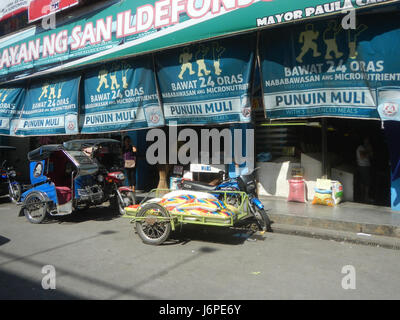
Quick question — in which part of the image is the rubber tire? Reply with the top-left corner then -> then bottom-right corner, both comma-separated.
116,190 -> 136,215
135,203 -> 171,245
23,191 -> 48,224
253,207 -> 272,232
8,182 -> 21,203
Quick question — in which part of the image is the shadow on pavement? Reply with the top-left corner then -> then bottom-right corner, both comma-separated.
30,205 -> 121,225
0,241 -> 217,300
0,268 -> 81,300
0,235 -> 10,246
165,222 -> 266,246
0,196 -> 11,205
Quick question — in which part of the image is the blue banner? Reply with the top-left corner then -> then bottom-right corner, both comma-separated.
156,35 -> 256,125
81,57 -> 164,133
13,76 -> 80,136
0,87 -> 25,135
260,14 -> 400,120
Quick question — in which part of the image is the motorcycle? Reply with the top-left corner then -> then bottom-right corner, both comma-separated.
0,146 -> 26,203
63,139 -> 136,215
0,159 -> 22,203
178,168 -> 272,232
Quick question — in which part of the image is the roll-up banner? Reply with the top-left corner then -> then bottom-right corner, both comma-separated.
156,35 -> 255,125
0,87 -> 25,135
12,76 -> 80,136
260,13 -> 400,120
81,56 -> 164,133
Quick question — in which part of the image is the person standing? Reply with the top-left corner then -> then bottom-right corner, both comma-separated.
122,136 -> 137,191
356,137 -> 373,203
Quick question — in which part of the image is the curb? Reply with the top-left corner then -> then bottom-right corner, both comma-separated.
271,223 -> 400,250
268,211 -> 400,239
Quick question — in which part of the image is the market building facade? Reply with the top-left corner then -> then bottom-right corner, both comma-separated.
0,0 -> 400,210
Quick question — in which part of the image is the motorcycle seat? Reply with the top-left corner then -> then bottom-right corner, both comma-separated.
180,180 -> 216,192
56,186 -> 72,205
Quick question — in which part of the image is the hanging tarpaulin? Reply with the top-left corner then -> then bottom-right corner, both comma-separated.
12,76 -> 80,136
81,57 -> 164,133
156,35 -> 255,125
260,12 -> 400,120
0,87 -> 25,135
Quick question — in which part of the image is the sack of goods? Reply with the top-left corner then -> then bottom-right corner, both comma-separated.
331,181 -> 343,205
312,179 -> 343,207
288,178 -> 306,203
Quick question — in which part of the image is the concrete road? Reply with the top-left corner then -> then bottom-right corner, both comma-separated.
0,198 -> 399,300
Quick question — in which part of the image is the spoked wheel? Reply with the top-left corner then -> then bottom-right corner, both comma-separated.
115,190 -> 136,215
23,192 -> 48,224
252,206 -> 272,232
225,194 -> 241,208
8,182 -> 21,203
135,203 -> 171,245
218,188 -> 241,208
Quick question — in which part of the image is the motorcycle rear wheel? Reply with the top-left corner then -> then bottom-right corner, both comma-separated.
253,207 -> 272,232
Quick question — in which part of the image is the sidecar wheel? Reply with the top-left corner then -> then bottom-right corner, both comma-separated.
23,192 -> 48,224
135,203 -> 170,245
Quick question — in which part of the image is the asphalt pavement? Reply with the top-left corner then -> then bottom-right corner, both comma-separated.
0,198 -> 399,300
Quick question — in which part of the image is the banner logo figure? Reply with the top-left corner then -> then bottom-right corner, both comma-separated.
296,24 -> 321,63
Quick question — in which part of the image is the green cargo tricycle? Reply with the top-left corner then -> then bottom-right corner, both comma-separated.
123,189 -> 268,245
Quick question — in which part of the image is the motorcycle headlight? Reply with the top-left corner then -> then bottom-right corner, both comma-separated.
116,173 -> 125,181
97,175 -> 104,182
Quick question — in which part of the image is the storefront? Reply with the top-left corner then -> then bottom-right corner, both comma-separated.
256,5 -> 400,209
0,0 -> 399,209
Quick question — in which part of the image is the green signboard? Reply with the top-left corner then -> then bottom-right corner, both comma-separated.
0,0 -> 398,82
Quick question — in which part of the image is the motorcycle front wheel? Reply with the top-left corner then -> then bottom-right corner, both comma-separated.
8,182 -> 21,203
115,190 -> 136,215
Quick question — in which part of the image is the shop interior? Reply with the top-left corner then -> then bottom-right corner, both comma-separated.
255,116 -> 391,207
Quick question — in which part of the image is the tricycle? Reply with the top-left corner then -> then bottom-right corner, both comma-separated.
124,188 -> 270,245
19,144 -> 103,223
63,138 -> 136,214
